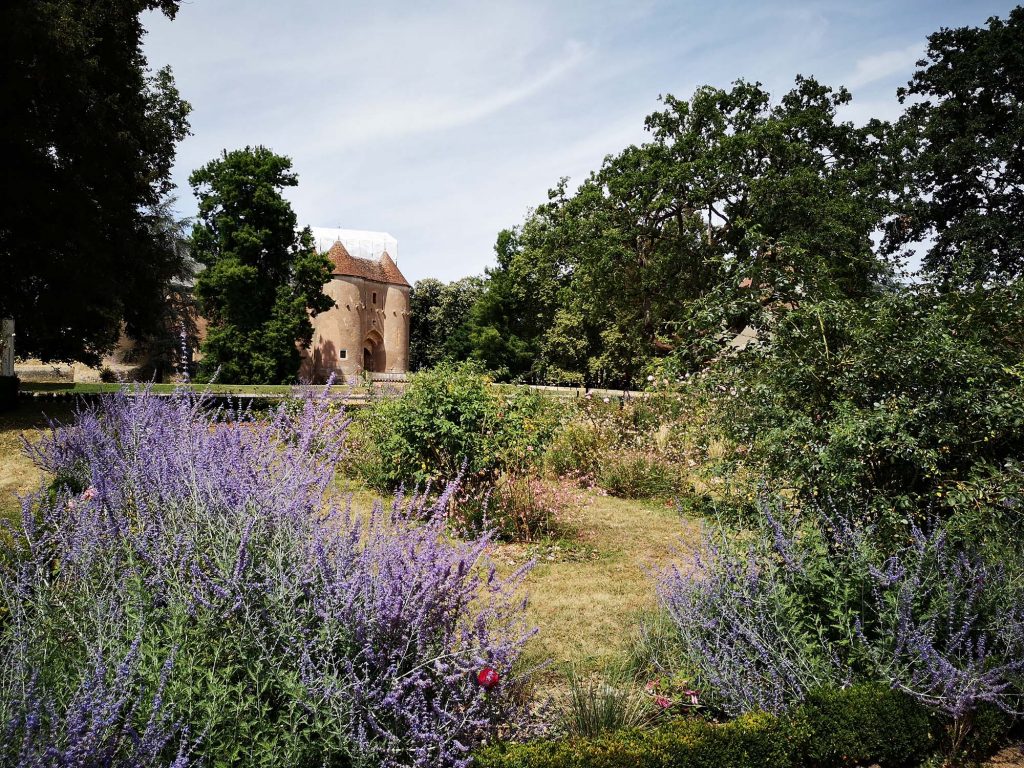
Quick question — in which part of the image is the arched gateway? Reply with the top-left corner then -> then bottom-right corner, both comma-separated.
362,329 -> 385,373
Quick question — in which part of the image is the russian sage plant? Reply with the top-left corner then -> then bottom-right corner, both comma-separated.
860,526 -> 1024,752
657,504 -> 847,715
658,500 -> 1024,730
1,386 -> 534,768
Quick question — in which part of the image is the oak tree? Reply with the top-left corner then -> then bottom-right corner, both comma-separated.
891,6 -> 1024,286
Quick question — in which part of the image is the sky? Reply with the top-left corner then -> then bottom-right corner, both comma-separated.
143,0 -> 1017,284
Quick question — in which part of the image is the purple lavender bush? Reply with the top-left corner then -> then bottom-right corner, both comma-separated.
657,504 -> 848,716
658,500 -> 1024,742
1,628 -> 196,768
859,525 -> 1024,753
1,387 -> 534,768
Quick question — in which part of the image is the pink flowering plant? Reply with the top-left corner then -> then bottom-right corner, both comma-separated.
642,677 -> 701,713
1,386 -> 535,768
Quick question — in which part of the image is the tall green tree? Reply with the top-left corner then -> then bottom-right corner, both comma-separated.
470,77 -> 895,386
190,147 -> 333,384
466,218 -> 572,383
0,0 -> 191,363
409,276 -> 485,370
890,6 -> 1024,287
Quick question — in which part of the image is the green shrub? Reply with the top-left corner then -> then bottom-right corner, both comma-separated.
357,361 -> 496,490
477,714 -> 793,768
599,450 -> 681,499
715,287 -> 1024,540
543,421 -> 607,481
796,683 -> 938,767
354,364 -> 563,537
493,388 -> 563,475
475,683 -> 936,768
356,362 -> 559,492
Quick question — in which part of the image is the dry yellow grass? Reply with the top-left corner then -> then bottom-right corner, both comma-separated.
493,493 -> 701,672
0,401 -> 76,521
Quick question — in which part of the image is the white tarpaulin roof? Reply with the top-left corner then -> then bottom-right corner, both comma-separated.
309,227 -> 398,262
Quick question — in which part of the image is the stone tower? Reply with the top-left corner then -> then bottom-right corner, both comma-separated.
300,240 -> 411,382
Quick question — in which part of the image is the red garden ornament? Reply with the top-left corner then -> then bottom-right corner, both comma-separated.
476,667 -> 500,690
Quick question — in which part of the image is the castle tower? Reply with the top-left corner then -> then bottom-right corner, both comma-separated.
300,239 -> 411,382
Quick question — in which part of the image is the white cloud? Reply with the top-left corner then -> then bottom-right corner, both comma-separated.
844,43 -> 923,90
300,39 -> 589,155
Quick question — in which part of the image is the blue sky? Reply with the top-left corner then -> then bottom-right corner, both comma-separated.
143,0 -> 1016,283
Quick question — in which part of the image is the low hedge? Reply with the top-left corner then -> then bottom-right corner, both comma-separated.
0,376 -> 17,411
475,683 -> 938,768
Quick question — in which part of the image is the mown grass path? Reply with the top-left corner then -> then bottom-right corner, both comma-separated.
493,492 -> 702,671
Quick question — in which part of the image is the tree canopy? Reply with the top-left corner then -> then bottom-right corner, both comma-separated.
409,276 -> 485,371
190,147 -> 333,384
890,7 -> 1024,286
463,76 -> 896,386
0,0 -> 191,364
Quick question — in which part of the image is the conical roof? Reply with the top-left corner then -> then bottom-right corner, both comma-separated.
325,241 -> 410,287
378,251 -> 409,287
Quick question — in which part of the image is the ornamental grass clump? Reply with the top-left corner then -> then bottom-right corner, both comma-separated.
1,386 -> 534,768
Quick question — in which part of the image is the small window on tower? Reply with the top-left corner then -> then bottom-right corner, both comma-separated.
372,291 -> 377,305
339,349 -> 347,359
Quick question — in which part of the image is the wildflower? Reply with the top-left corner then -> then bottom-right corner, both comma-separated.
81,486 -> 98,501
477,667 -> 500,691
647,375 -> 655,382
602,397 -> 610,403
654,695 -> 672,708
683,689 -> 699,705
644,679 -> 659,693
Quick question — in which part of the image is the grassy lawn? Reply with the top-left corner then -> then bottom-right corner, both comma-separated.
1,398 -> 700,678
0,400 -> 76,523
495,493 -> 699,672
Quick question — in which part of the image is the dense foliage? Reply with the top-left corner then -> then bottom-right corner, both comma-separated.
0,0 -> 191,364
409,277 -> 485,371
423,7 -> 1024,391
1,387 -> 533,767
890,7 -> 1024,286
715,285 -> 1024,535
190,146 -> 334,383
657,500 -> 1024,753
477,683 -> 936,768
353,362 -> 558,493
444,74 -> 897,387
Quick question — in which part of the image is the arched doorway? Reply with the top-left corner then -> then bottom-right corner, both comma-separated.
362,330 -> 385,373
